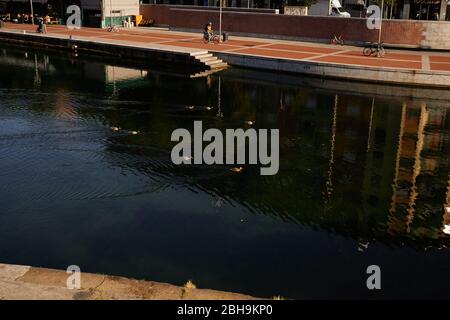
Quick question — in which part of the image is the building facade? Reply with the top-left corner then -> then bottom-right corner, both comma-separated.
142,0 -> 449,20
0,0 -> 140,26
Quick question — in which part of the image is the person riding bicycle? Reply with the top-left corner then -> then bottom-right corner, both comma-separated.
204,22 -> 213,41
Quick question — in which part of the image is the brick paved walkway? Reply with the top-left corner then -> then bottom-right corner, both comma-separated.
3,23 -> 450,73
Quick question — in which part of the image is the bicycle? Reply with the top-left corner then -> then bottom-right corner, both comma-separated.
331,35 -> 344,46
107,24 -> 119,33
203,32 -> 220,44
363,42 -> 386,58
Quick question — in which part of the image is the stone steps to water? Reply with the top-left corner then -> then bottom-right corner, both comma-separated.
191,51 -> 228,71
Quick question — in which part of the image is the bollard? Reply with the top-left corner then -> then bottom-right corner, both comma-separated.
222,32 -> 229,42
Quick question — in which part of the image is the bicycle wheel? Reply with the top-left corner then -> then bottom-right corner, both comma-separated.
363,47 -> 372,56
213,35 -> 220,44
378,47 -> 386,58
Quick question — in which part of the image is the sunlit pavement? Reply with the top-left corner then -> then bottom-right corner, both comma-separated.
2,22 -> 450,73
0,263 -> 257,300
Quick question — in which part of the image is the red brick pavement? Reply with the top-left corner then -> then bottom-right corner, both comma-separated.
3,23 -> 450,73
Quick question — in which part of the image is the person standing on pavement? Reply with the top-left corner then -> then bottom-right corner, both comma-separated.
37,18 -> 44,33
43,16 -> 48,34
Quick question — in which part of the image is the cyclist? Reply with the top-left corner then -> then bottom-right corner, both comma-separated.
204,22 -> 213,41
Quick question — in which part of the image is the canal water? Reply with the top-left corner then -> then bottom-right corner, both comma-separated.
0,46 -> 449,299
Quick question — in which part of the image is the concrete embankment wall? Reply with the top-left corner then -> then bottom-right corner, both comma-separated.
215,52 -> 450,88
221,68 -> 450,105
140,4 -> 450,50
0,30 -> 205,72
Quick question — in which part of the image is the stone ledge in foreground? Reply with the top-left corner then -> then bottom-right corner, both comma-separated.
0,263 -> 259,300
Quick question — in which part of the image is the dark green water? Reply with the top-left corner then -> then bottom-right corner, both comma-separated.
0,46 -> 449,299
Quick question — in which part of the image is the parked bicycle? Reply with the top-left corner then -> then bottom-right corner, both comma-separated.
203,32 -> 220,44
363,42 -> 386,58
107,24 -> 119,33
331,35 -> 344,46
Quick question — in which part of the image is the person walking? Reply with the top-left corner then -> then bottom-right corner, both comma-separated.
43,16 -> 48,34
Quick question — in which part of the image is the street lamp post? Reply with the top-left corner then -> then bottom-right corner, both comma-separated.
29,0 -> 34,25
219,0 -> 223,42
110,0 -> 113,27
378,0 -> 384,45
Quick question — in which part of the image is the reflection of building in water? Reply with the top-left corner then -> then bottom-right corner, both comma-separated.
0,50 -> 55,73
53,89 -> 79,120
444,176 -> 450,234
82,62 -> 148,96
388,103 -> 428,233
387,101 -> 450,237
320,93 -> 449,240
105,66 -> 148,83
84,63 -> 147,84
325,94 -> 399,201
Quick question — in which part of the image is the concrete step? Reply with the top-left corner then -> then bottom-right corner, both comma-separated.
195,53 -> 213,59
191,50 -> 228,71
190,51 -> 209,57
209,62 -> 228,70
199,56 -> 218,62
205,59 -> 224,66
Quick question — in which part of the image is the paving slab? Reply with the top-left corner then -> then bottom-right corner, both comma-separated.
0,264 -> 31,281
